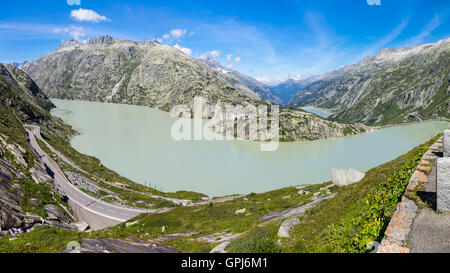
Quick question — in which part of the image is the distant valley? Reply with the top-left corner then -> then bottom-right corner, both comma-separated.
289,38 -> 450,126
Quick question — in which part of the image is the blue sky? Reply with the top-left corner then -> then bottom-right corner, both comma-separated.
0,0 -> 448,83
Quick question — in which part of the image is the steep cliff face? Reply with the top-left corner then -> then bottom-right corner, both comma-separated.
289,38 -> 450,125
0,63 -> 54,120
0,63 -> 73,232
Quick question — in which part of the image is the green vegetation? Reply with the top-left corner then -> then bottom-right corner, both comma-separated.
15,177 -> 65,218
92,185 -> 326,252
229,135 -> 440,253
0,226 -> 82,253
324,140 -> 430,252
227,221 -> 281,253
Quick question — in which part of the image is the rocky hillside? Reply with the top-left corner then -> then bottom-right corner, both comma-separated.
0,63 -> 75,232
22,36 -> 262,112
278,108 -> 370,141
0,62 -> 198,234
289,38 -> 450,125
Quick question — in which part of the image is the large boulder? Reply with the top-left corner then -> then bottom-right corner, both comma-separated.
331,169 -> 366,187
278,217 -> 300,238
73,222 -> 90,232
44,204 -> 71,223
235,208 -> 246,215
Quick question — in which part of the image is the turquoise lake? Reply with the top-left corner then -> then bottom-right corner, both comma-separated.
51,99 -> 450,197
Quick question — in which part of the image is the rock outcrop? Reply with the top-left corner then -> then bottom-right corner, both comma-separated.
0,63 -> 74,233
278,217 -> 300,238
0,165 -> 23,230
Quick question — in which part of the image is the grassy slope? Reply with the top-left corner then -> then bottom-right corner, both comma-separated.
227,135 -> 440,253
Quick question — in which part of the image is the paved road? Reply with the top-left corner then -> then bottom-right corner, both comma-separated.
376,118 -> 450,129
26,125 -> 191,207
24,125 -> 153,229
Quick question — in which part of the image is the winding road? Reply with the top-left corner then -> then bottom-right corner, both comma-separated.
24,125 -> 154,229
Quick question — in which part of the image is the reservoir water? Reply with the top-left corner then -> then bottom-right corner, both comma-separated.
51,99 -> 450,197
301,107 -> 333,118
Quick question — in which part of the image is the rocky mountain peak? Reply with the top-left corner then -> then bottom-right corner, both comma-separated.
55,40 -> 82,52
87,35 -> 114,45
55,35 -> 161,53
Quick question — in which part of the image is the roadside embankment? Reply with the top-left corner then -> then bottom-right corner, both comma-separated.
378,137 -> 443,253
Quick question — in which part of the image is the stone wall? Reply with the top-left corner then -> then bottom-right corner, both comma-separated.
378,137 -> 443,253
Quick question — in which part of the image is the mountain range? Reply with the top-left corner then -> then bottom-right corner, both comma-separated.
21,36 -> 368,141
289,38 -> 450,125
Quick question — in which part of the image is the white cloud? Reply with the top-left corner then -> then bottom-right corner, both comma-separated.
159,29 -> 189,43
156,38 -> 163,43
404,14 -> 441,46
199,50 -> 221,60
70,26 -> 85,41
359,19 -> 409,58
70,8 -> 110,23
170,29 -> 187,39
174,44 -> 192,55
234,57 -> 241,63
53,27 -> 69,34
256,74 -> 313,85
210,50 -> 220,57
53,25 -> 86,41
66,0 -> 81,5
226,54 -> 232,61
194,20 -> 276,65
